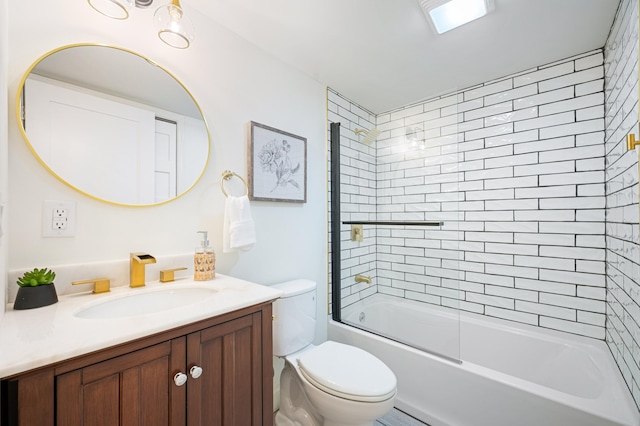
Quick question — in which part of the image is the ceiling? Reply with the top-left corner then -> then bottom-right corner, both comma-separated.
191,0 -> 621,114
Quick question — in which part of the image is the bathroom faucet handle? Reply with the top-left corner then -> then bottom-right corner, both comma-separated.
160,267 -> 188,283
72,278 -> 111,294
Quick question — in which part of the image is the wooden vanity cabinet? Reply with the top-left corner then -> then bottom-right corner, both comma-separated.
56,341 -> 174,425
1,302 -> 274,426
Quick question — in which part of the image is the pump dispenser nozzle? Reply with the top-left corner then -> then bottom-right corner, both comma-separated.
198,230 -> 209,247
194,230 -> 215,281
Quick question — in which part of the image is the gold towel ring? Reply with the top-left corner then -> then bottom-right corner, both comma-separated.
220,170 -> 248,197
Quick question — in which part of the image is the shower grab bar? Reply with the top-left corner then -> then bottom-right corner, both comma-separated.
342,220 -> 443,226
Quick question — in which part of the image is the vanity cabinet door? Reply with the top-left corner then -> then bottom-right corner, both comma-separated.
56,341 -> 173,426
186,312 -> 264,426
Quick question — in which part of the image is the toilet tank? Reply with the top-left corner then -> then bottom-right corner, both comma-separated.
272,279 -> 317,357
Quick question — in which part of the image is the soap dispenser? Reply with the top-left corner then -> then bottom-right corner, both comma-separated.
194,231 -> 215,281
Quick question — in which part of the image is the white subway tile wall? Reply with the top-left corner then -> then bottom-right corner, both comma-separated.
329,45 -> 607,338
328,0 -> 640,409
605,0 -> 640,410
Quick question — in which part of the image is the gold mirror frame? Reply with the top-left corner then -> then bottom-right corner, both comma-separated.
16,43 -> 210,207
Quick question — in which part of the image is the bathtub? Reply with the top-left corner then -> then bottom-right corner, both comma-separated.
327,293 -> 640,426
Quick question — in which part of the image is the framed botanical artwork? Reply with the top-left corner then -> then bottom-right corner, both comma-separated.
248,121 -> 307,203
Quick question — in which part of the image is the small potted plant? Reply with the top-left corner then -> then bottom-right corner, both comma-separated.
14,267 -> 58,310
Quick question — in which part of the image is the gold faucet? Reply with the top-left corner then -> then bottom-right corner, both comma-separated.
130,252 -> 156,288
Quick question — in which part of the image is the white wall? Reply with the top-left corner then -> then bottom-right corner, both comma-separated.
7,1 -> 328,340
1,0 -> 8,319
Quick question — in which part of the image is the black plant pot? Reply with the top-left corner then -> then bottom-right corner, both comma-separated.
13,283 -> 58,310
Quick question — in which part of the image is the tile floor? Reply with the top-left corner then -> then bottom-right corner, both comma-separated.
274,407 -> 428,425
376,408 -> 429,426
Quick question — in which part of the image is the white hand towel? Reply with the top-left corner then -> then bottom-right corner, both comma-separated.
223,195 -> 256,253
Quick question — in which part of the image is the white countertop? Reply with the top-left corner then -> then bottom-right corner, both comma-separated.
0,274 -> 282,378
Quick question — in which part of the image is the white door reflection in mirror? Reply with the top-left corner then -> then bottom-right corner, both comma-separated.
154,118 -> 177,203
26,75 -> 155,204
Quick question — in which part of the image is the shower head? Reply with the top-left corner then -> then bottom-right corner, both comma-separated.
354,128 -> 381,145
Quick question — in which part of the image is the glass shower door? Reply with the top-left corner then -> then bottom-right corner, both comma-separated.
330,106 -> 463,363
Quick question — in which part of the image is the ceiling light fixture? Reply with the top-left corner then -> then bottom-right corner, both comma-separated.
419,0 -> 494,34
87,0 -> 195,49
154,0 -> 195,49
88,0 -> 134,20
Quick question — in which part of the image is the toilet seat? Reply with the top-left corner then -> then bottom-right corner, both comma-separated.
297,341 -> 397,403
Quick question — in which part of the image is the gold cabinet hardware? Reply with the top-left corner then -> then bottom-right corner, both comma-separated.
72,278 -> 111,294
355,274 -> 372,284
160,267 -> 188,283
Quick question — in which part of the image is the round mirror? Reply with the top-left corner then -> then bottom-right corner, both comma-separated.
17,44 -> 210,206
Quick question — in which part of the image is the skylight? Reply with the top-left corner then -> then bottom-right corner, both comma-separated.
420,0 -> 494,34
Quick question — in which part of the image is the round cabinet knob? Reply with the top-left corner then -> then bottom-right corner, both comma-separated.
173,372 -> 188,387
190,365 -> 203,379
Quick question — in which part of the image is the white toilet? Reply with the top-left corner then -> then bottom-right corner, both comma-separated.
272,279 -> 397,426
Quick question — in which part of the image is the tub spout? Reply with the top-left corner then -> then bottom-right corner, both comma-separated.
355,274 -> 372,284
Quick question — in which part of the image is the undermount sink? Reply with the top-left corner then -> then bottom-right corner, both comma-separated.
74,287 -> 217,319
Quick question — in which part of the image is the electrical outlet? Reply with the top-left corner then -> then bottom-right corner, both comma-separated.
53,218 -> 67,230
54,208 -> 67,219
52,207 -> 68,230
43,201 -> 76,237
